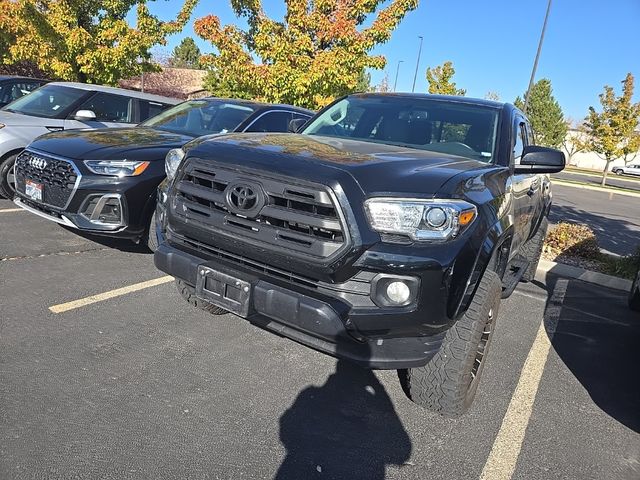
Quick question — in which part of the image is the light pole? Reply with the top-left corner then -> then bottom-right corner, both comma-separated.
393,60 -> 404,92
523,0 -> 552,114
411,36 -> 424,93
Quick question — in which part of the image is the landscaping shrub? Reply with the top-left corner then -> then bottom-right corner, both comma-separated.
544,222 -> 601,259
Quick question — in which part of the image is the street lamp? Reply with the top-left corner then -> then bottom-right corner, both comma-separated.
523,0 -> 553,114
412,36 -> 424,93
393,60 -> 404,92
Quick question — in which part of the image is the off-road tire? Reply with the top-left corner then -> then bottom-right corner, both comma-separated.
398,270 -> 502,417
520,217 -> 548,282
176,279 -> 227,315
629,275 -> 640,312
0,153 -> 18,199
146,210 -> 159,252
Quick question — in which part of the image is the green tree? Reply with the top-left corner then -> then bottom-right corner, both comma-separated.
0,0 -> 198,85
195,0 -> 418,109
170,37 -> 201,69
425,61 -> 465,96
580,73 -> 640,186
514,78 -> 567,148
355,70 -> 372,93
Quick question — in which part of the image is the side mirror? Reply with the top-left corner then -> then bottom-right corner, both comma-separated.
515,145 -> 565,174
74,109 -> 97,121
288,118 -> 307,133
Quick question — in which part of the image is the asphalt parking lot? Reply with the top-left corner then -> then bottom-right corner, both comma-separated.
1,197 -> 639,480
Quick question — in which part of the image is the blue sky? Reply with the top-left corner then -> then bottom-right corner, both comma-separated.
139,0 -> 640,120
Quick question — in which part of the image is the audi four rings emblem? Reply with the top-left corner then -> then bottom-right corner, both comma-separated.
225,181 -> 265,216
28,156 -> 48,170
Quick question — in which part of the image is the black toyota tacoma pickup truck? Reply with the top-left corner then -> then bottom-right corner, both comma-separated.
154,93 -> 565,416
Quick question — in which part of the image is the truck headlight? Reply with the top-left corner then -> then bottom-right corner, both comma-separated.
84,159 -> 150,177
364,198 -> 477,242
165,148 -> 185,181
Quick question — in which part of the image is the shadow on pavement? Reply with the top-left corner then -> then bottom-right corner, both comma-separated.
549,203 -> 639,256
541,272 -> 640,433
61,226 -> 152,254
275,338 -> 412,480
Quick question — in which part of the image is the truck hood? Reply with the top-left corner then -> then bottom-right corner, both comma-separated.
186,133 -> 491,196
28,127 -> 194,160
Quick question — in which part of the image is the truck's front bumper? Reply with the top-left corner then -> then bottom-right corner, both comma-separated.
154,242 -> 446,369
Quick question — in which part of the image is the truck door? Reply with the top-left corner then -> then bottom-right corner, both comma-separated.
510,117 -> 535,257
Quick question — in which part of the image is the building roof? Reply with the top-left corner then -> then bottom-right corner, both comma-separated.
119,67 -> 208,100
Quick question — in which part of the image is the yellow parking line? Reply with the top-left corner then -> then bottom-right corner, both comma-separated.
49,276 -> 173,314
480,279 -> 568,480
0,208 -> 24,213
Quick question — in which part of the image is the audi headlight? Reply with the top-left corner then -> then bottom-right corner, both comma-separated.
0,123 -> 5,129
364,198 -> 477,242
165,148 -> 185,181
84,159 -> 150,177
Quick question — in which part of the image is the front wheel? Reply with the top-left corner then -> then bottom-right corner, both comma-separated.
614,169 -> 623,176
398,270 -> 502,417
145,210 -> 159,252
0,154 -> 18,199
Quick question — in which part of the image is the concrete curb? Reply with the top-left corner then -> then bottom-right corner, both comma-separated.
536,259 -> 632,292
552,179 -> 640,198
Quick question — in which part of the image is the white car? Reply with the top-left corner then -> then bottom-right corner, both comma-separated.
612,164 -> 640,176
0,82 -> 179,198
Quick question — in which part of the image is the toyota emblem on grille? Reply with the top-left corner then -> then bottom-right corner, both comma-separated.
28,156 -> 48,170
225,181 -> 265,217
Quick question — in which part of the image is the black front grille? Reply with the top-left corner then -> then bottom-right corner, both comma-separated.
173,159 -> 347,260
14,150 -> 79,208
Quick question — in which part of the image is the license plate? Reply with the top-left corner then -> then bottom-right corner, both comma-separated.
196,267 -> 251,317
25,179 -> 43,202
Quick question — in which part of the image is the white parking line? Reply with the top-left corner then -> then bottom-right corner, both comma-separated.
0,208 -> 24,213
49,276 -> 173,313
480,279 -> 568,480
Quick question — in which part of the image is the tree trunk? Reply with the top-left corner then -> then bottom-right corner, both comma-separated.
601,158 -> 612,187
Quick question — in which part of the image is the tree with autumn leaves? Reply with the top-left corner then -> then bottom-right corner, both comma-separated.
580,73 -> 640,186
0,0 -> 198,85
194,0 -> 419,109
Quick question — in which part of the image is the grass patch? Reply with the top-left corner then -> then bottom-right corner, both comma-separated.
544,222 -> 640,280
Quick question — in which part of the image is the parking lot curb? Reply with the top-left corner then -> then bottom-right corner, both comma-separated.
537,259 -> 632,292
552,179 -> 640,198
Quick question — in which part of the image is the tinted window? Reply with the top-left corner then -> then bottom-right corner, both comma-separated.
141,100 -> 257,136
245,111 -> 294,133
2,84 -> 87,118
0,81 -> 42,105
302,97 -> 499,162
77,92 -> 133,123
139,100 -> 168,122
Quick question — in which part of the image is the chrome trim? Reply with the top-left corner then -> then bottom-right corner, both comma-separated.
241,109 -> 312,132
85,193 -> 125,228
18,148 -> 82,210
14,197 -> 77,228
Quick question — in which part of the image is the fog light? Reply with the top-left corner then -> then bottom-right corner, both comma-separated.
386,281 -> 411,304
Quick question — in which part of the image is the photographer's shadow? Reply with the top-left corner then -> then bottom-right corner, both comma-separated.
275,338 -> 412,480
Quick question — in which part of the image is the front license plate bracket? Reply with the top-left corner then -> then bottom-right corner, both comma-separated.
196,267 -> 251,317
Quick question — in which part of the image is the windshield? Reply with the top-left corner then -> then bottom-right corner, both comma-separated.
302,96 -> 500,162
141,99 -> 258,136
2,84 -> 87,119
